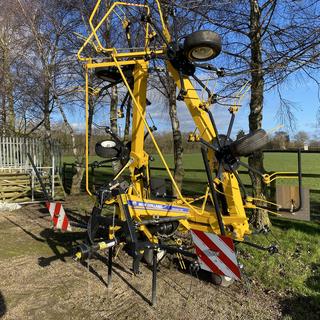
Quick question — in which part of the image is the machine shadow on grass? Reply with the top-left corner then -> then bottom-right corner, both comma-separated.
305,263 -> 320,293
80,252 -> 209,305
93,253 -> 152,304
37,228 -> 87,266
38,208 -> 153,304
280,294 -> 320,320
271,217 -> 320,235
5,203 -> 154,304
4,214 -> 86,267
0,291 -> 6,319
280,264 -> 320,319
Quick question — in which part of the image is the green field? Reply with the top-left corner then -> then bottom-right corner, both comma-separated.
63,152 -> 320,220
63,152 -> 320,189
238,216 -> 320,317
62,153 -> 320,315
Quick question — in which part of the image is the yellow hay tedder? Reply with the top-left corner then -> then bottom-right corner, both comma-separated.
51,0 -> 303,305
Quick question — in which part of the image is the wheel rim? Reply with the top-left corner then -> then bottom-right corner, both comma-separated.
190,46 -> 215,60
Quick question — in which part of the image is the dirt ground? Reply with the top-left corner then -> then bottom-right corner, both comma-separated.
0,196 -> 284,320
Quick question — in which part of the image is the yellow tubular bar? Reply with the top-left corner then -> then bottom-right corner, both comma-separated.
113,158 -> 134,181
85,67 -> 92,196
154,0 -> 171,41
111,53 -> 204,216
167,62 -> 216,142
255,206 -> 281,216
88,0 -> 103,46
79,2 -> 150,61
78,2 -> 118,60
267,172 -> 298,183
247,196 -> 281,208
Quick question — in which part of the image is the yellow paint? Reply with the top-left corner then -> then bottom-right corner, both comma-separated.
79,1 -> 253,245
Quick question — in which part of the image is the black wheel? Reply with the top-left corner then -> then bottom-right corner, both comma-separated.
211,273 -> 234,287
95,140 -> 120,158
183,30 -> 222,62
229,129 -> 268,157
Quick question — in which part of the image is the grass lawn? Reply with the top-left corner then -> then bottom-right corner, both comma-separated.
237,217 -> 320,318
62,153 -> 320,317
63,152 -> 320,216
63,152 -> 320,190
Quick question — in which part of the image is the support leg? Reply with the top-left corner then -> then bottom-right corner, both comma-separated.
132,251 -> 143,275
108,247 -> 113,288
151,249 -> 157,306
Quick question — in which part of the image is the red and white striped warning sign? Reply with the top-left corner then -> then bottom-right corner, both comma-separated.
46,202 -> 72,232
191,230 -> 241,280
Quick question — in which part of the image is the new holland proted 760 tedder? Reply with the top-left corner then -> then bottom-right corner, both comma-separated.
47,0 -> 303,305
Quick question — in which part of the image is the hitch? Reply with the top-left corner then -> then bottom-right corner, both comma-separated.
74,239 -> 118,261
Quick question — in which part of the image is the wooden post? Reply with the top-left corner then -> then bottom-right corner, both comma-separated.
31,169 -> 35,202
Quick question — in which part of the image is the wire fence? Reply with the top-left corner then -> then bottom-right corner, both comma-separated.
0,136 -> 64,203
62,149 -> 320,220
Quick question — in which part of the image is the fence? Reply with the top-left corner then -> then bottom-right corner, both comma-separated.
0,136 -> 64,203
62,149 -> 320,220
0,136 -> 61,171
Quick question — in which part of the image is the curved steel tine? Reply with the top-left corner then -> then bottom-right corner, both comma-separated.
227,164 -> 247,199
217,161 -> 223,180
238,160 -> 265,178
225,113 -> 235,146
206,109 -> 222,149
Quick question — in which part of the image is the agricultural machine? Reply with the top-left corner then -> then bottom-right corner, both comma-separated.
38,0 -> 303,305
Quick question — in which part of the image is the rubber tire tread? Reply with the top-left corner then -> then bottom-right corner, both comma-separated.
230,129 -> 268,157
183,30 -> 222,61
95,140 -> 119,158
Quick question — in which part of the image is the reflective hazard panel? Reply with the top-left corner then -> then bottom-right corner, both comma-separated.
46,202 -> 72,232
191,230 -> 241,280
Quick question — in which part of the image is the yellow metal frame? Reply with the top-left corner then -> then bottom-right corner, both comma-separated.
79,1 -> 251,241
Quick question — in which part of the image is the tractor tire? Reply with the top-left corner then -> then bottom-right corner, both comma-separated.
229,129 -> 268,157
211,273 -> 234,287
95,140 -> 120,158
183,30 -> 222,61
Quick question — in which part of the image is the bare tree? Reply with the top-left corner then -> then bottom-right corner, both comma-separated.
177,0 -> 320,228
272,131 -> 290,150
294,131 -> 309,148
0,2 -> 23,134
14,0 -> 79,162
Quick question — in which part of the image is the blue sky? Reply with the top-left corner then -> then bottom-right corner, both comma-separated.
67,74 -> 320,140
141,77 -> 320,138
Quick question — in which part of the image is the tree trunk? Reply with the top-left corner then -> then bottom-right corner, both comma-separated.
7,76 -> 15,133
70,165 -> 85,195
1,86 -> 5,134
168,77 -> 184,197
110,85 -> 118,135
43,78 -> 52,166
110,85 -> 121,174
248,0 -> 270,229
56,96 -> 85,195
87,93 -> 95,155
161,7 -> 184,196
1,44 -> 8,134
124,99 -> 131,144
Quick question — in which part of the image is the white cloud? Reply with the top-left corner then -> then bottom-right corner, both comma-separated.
70,122 -> 86,132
